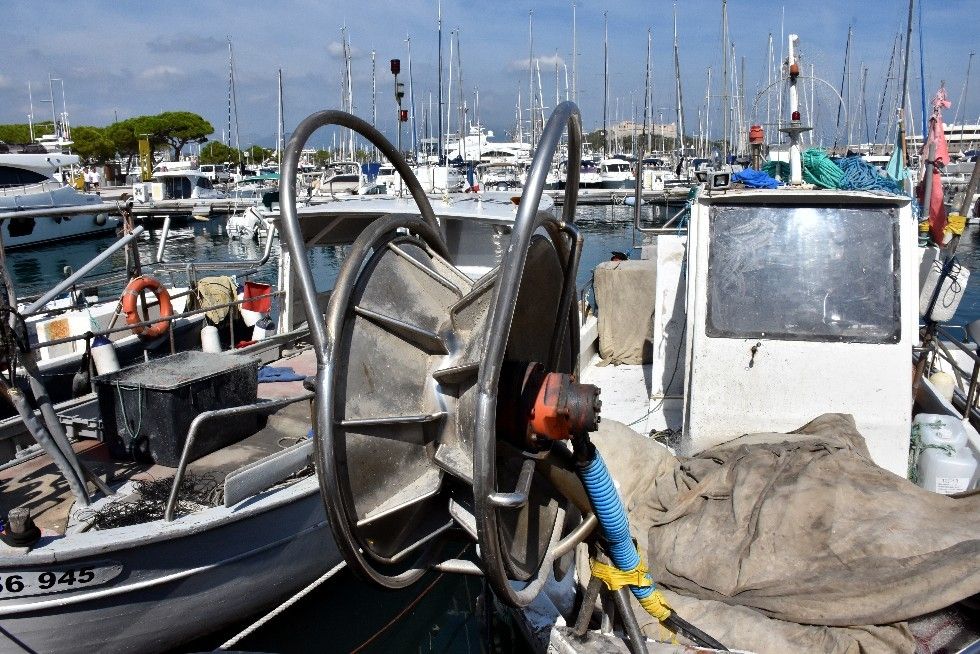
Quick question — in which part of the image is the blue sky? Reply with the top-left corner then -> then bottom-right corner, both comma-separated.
1,1 -> 976,150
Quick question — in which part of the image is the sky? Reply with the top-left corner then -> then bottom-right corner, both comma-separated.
1,0 -> 977,151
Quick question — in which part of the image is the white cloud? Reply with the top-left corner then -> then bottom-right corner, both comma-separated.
139,65 -> 182,80
509,54 -> 566,72
326,41 -> 361,60
0,74 -> 11,89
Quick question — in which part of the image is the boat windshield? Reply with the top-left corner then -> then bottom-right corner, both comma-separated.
707,204 -> 900,343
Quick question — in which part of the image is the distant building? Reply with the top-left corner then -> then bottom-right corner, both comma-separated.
907,123 -> 980,151
607,120 -> 677,142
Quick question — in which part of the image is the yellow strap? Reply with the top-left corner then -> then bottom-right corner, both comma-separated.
590,557 -> 674,623
947,213 -> 967,236
639,590 -> 673,622
590,558 -> 653,591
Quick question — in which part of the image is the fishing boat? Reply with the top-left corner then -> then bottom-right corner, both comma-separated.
290,35 -> 979,654
132,169 -> 224,203
0,119 -> 537,653
0,148 -> 118,249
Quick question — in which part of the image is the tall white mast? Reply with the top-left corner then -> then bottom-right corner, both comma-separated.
602,11 -> 609,157
571,3 -> 577,105
276,68 -> 284,174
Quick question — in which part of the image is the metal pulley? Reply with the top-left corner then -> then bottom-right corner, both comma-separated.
277,104 -> 598,608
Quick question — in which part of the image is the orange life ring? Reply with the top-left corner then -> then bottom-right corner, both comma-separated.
121,276 -> 173,339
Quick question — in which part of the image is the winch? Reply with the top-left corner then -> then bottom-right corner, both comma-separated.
277,106 -> 726,653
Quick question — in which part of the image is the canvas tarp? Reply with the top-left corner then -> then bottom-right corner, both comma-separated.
585,416 -> 980,653
594,260 -> 657,365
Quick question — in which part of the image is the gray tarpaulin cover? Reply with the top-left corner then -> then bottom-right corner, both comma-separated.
587,416 -> 980,653
594,260 -> 657,365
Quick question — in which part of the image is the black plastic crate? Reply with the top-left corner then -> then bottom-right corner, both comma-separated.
95,351 -> 260,467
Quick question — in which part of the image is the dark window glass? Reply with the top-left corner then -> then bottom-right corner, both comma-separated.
707,204 -> 900,343
0,165 -> 48,187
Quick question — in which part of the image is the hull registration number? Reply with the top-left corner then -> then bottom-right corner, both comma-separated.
0,562 -> 123,598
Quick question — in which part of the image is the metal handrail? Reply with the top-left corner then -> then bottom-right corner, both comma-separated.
164,391 -> 314,521
153,218 -> 277,272
24,226 -> 146,315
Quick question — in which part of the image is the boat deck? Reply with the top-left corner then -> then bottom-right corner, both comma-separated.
0,346 -> 317,536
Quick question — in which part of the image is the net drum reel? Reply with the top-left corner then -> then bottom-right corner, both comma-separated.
278,103 -> 600,605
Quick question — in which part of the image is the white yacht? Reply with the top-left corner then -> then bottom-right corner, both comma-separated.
598,156 -> 635,189
0,147 -> 118,249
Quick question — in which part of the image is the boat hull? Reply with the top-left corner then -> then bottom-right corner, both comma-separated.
0,484 -> 338,654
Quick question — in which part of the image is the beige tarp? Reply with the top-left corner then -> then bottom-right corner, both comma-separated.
586,416 -> 980,653
593,260 -> 656,365
196,276 -> 238,324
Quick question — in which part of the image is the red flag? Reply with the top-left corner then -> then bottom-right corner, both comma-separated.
918,85 -> 951,244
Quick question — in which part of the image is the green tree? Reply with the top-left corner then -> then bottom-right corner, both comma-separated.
243,145 -> 271,166
152,111 -> 213,158
70,126 -> 115,163
0,123 -> 54,144
312,149 -> 332,167
199,141 -> 240,165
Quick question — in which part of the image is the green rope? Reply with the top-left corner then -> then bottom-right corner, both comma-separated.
801,149 -> 844,188
762,148 -> 846,189
908,420 -> 957,483
115,382 -> 144,445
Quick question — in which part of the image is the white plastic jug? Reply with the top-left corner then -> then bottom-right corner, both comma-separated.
251,315 -> 275,341
914,413 -> 978,494
91,335 -> 120,375
200,325 -> 222,353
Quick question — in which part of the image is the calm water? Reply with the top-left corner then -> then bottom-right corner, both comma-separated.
10,204 -> 980,328
10,205 -> 980,653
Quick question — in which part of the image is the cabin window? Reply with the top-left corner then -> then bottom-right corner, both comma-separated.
0,165 -> 48,187
707,204 -> 900,343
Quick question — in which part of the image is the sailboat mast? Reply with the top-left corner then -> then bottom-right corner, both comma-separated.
835,25 -> 851,150
721,0 -> 729,162
766,33 -> 773,129
643,28 -> 651,155
276,69 -> 283,174
446,30 -> 454,158
898,0 -> 914,161
456,30 -> 465,161
437,0 -> 444,161
873,34 -> 899,147
704,67 -> 712,157
572,3 -> 577,105
407,37 -> 419,160
673,5 -> 685,156
27,82 -> 34,142
602,11 -> 609,157
954,51 -> 974,150
529,10 -> 535,148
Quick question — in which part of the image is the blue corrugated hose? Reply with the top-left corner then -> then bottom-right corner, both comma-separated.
579,451 -> 655,603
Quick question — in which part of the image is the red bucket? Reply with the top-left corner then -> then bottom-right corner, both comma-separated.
242,281 -> 272,314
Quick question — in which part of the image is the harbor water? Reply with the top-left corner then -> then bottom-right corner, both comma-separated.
10,204 -> 980,330
8,204 -> 980,653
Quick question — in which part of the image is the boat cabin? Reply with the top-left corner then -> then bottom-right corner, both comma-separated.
647,188 -> 916,476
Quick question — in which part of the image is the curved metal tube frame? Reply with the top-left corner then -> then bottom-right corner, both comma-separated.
317,215 -> 449,588
278,110 -> 449,588
278,110 -> 441,361
474,101 -> 585,607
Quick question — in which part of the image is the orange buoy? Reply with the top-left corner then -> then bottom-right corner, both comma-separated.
121,276 -> 173,339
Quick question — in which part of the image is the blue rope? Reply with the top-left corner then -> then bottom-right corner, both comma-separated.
834,155 -> 905,194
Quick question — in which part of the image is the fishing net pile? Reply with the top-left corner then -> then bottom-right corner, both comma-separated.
79,472 -> 224,529
760,148 -> 906,193
584,416 -> 980,653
